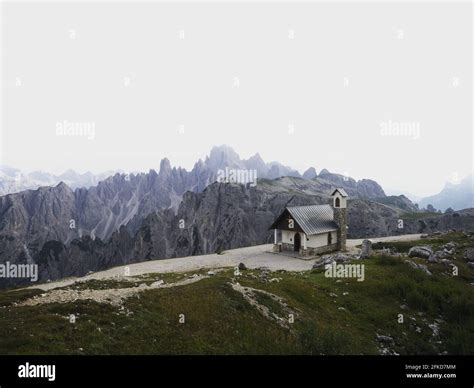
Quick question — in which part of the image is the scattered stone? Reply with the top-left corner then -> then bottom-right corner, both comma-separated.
230,282 -> 295,329
18,275 -> 207,307
408,246 -> 432,259
417,264 -> 432,276
238,262 -> 247,271
312,261 -> 325,269
405,260 -> 418,270
441,259 -> 453,267
427,256 -> 439,264
428,322 -> 440,337
464,248 -> 474,262
404,260 -> 432,276
376,334 -> 394,344
324,257 -> 335,265
440,242 -> 457,254
269,278 -> 281,283
321,252 -> 357,264
429,250 -> 449,263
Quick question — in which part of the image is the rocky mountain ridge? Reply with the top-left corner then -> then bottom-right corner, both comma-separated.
1,178 -> 472,287
0,146 -> 386,249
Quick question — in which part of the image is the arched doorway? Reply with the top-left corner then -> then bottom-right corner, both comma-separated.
294,233 -> 301,252
335,197 -> 340,207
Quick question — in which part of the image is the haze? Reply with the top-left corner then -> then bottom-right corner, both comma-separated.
1,2 -> 472,197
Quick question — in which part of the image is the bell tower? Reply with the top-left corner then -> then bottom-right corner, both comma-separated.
331,188 -> 348,251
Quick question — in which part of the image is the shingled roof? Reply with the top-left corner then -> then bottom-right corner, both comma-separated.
331,188 -> 348,197
270,204 -> 338,235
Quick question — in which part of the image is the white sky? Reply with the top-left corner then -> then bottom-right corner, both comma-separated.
1,2 -> 472,197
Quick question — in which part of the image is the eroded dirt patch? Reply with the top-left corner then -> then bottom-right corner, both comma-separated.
230,282 -> 297,329
18,275 -> 208,307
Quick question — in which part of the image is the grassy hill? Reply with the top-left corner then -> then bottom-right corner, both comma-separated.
0,232 -> 473,355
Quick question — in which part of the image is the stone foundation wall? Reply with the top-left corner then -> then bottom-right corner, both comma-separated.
282,243 -> 294,252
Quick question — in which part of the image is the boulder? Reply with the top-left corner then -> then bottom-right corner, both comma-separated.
324,257 -> 335,265
440,242 -> 457,254
376,334 -> 394,344
464,248 -> 474,262
427,256 -> 439,264
417,264 -> 432,276
360,239 -> 373,258
441,259 -> 453,267
404,260 -> 432,276
441,241 -> 457,249
408,246 -> 432,259
238,262 -> 247,271
321,252 -> 354,264
312,261 -> 325,269
428,250 -> 448,263
405,260 -> 419,270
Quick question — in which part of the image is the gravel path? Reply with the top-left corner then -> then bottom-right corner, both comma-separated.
29,234 -> 422,292
20,275 -> 208,307
346,234 -> 423,252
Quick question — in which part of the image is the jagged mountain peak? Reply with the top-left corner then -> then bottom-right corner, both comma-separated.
56,181 -> 70,189
302,167 -> 318,180
159,158 -> 172,175
206,145 -> 242,170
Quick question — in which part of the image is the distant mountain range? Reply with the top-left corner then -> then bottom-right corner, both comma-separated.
0,145 -> 387,245
0,145 -> 385,197
3,146 -> 472,213
0,166 -> 118,196
0,145 -> 472,287
418,174 -> 474,212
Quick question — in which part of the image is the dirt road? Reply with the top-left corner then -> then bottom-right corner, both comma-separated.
29,234 -> 422,291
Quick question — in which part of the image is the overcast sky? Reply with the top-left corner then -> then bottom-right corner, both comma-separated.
1,2 -> 472,197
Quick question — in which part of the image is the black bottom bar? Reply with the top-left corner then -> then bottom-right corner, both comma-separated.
0,355 -> 472,387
